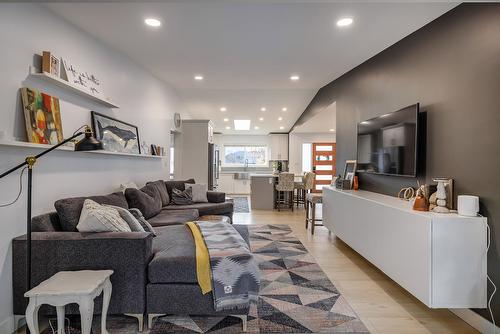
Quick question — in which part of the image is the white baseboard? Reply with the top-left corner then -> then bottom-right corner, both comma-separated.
0,316 -> 14,334
451,308 -> 500,334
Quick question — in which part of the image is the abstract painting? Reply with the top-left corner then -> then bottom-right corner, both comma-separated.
21,87 -> 64,145
91,111 -> 140,154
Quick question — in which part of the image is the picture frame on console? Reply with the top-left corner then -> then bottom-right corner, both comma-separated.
342,160 -> 357,190
91,111 -> 141,154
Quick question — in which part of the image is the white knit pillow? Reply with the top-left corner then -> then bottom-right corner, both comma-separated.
77,199 -> 132,232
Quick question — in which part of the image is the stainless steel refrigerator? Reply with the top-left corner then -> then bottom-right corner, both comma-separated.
208,144 -> 220,190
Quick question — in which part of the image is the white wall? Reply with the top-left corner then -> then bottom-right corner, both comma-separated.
0,4 -> 189,332
288,132 -> 336,174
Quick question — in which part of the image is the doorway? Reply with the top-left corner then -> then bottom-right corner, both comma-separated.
312,143 -> 336,192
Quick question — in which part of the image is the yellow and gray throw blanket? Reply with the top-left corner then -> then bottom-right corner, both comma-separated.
186,221 -> 260,311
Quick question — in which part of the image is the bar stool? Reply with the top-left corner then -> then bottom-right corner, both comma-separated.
305,193 -> 323,234
275,172 -> 294,211
294,172 -> 315,208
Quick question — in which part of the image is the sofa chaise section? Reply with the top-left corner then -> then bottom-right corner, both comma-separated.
12,212 -> 153,317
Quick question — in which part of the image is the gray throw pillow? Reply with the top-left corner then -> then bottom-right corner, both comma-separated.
185,183 -> 208,203
172,187 -> 194,205
129,208 -> 157,236
104,204 -> 145,232
124,185 -> 162,219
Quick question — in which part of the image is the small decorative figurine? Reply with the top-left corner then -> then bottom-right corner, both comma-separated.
432,179 -> 450,213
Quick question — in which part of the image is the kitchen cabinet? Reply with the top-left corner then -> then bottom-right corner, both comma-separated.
269,134 -> 288,160
233,179 -> 251,194
218,174 -> 234,194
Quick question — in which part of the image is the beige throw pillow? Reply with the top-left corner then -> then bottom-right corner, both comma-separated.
77,199 -> 132,232
185,183 -> 208,203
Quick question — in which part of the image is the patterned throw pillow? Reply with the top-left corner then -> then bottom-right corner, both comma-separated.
104,204 -> 145,232
172,187 -> 194,205
185,183 -> 208,203
129,208 -> 157,236
77,199 -> 131,232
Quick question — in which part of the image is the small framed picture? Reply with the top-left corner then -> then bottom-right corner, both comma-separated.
342,160 -> 357,190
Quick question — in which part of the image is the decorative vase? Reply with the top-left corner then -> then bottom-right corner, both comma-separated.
412,185 -> 429,211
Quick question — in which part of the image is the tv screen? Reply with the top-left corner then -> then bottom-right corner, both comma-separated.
357,104 -> 418,177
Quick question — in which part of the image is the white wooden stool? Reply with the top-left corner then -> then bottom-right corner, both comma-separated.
24,270 -> 113,334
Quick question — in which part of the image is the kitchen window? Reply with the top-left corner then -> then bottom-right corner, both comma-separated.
223,145 -> 268,167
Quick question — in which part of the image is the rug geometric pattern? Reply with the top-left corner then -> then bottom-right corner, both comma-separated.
148,224 -> 369,333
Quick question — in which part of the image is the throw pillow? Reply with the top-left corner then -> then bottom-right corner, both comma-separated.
185,183 -> 208,203
119,181 -> 138,193
55,192 -> 129,232
124,184 -> 162,219
77,199 -> 132,233
104,204 -> 145,232
165,178 -> 195,198
146,180 -> 170,206
171,187 -> 194,205
129,208 -> 157,236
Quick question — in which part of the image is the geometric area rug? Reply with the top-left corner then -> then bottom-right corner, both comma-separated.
148,224 -> 370,333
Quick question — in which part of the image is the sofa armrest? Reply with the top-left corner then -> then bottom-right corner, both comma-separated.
13,232 -> 153,315
207,191 -> 226,203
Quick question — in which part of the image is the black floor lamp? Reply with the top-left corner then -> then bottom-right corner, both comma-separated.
0,125 -> 102,301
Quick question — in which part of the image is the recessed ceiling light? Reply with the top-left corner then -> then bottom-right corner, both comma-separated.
329,128 -> 335,132
145,18 -> 161,27
278,117 -> 283,121
260,107 -> 266,112
337,17 -> 353,27
220,107 -> 227,112
194,75 -> 204,81
290,75 -> 300,81
225,126 -> 231,130
282,107 -> 287,112
279,126 -> 285,130
223,118 -> 229,122
234,120 -> 251,131
254,126 -> 259,130
259,117 -> 264,121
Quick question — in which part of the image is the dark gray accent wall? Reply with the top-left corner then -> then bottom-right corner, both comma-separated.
297,4 -> 500,321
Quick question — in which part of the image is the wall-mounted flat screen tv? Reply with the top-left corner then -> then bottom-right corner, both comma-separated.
357,104 -> 419,177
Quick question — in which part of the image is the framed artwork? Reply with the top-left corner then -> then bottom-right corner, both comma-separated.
342,160 -> 357,190
91,111 -> 141,154
20,87 -> 64,145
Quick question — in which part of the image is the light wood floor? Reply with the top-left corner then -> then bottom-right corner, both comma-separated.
234,204 -> 478,334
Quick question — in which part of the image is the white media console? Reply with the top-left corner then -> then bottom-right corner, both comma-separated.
323,186 -> 487,308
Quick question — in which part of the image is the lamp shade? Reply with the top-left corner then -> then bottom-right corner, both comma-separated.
75,127 -> 103,151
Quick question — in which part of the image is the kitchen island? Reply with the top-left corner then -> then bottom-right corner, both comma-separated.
250,174 -> 277,210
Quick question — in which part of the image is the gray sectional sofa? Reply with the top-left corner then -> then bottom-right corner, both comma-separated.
12,179 -> 243,330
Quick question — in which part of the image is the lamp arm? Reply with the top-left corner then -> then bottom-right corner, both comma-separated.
0,131 -> 84,179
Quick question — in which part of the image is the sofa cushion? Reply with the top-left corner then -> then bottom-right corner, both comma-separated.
55,192 -> 129,232
149,225 -> 198,284
163,201 -> 233,216
164,179 -> 195,199
125,184 -> 162,219
77,199 -> 132,233
147,180 -> 170,206
147,209 -> 199,227
149,224 -> 249,284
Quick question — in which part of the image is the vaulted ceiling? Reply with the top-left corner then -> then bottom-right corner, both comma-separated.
46,1 -> 456,134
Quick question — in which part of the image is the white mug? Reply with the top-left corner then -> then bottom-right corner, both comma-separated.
457,195 -> 479,217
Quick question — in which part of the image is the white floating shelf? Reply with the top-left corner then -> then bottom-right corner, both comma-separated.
27,67 -> 119,109
0,140 -> 164,159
